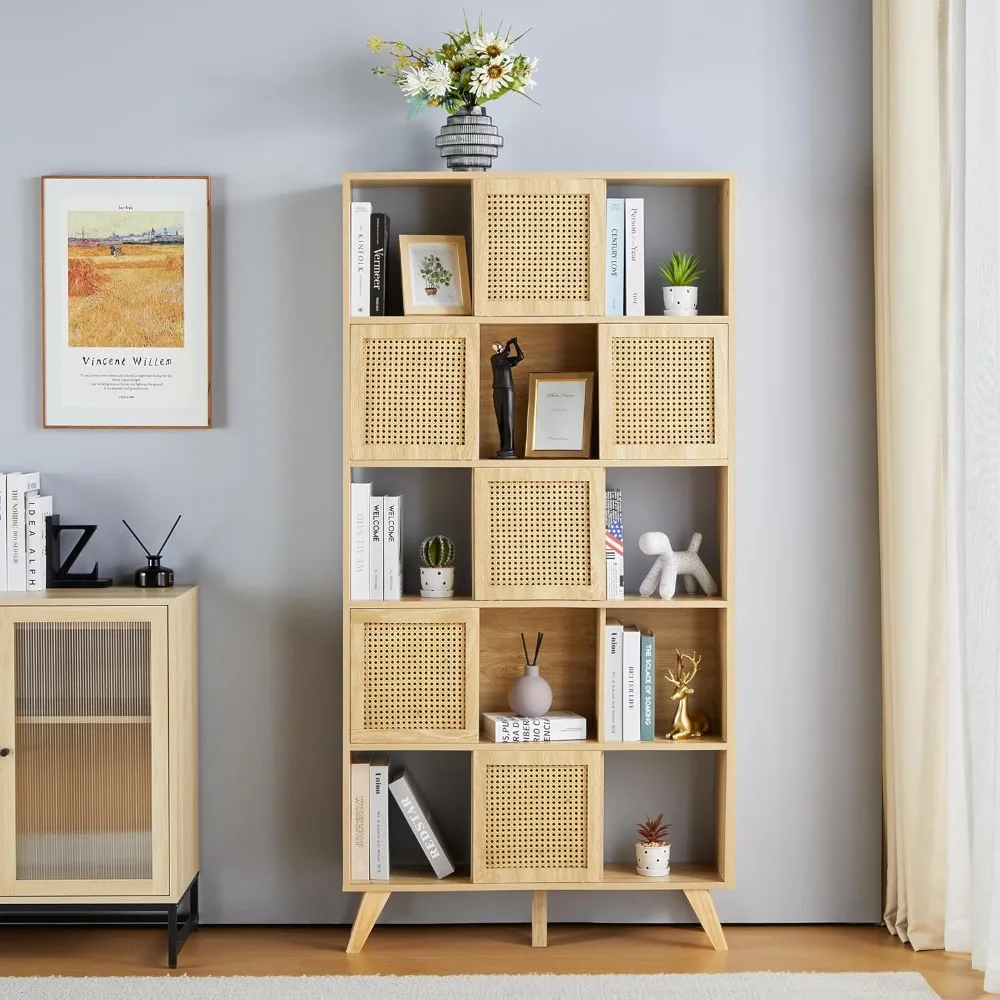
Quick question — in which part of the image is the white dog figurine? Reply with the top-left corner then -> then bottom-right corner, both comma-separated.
638,531 -> 719,600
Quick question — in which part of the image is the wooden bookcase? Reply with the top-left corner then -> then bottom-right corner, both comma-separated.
342,172 -> 734,954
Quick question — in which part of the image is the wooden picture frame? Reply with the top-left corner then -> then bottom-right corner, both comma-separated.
399,234 -> 472,316
525,372 -> 595,458
41,175 -> 211,428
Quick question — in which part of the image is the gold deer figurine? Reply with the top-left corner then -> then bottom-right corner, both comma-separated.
664,650 -> 710,740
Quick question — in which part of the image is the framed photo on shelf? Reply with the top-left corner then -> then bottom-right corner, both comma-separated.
525,372 -> 595,459
42,175 -> 211,428
399,234 -> 471,316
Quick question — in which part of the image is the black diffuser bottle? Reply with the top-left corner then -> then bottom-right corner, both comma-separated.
123,515 -> 181,588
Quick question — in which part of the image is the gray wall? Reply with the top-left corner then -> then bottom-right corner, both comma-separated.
0,0 -> 879,924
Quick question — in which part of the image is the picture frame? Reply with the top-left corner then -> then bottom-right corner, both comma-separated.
525,372 -> 596,459
42,175 -> 211,428
399,234 -> 472,315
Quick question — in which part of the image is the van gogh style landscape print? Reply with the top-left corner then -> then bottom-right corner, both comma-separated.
67,210 -> 184,348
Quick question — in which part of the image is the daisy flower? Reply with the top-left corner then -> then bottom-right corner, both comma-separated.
474,32 -> 508,60
425,60 -> 454,98
472,57 -> 511,98
399,67 -> 427,98
521,56 -> 538,89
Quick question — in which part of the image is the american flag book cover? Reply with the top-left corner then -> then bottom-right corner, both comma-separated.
606,489 -> 624,599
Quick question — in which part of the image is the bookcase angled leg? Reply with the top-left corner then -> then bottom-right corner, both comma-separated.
532,890 -> 547,948
683,889 -> 728,952
346,891 -> 391,954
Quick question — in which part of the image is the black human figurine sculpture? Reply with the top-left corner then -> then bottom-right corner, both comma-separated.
491,337 -> 524,458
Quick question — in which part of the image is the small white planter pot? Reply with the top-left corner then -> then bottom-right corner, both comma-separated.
635,842 -> 671,877
663,285 -> 699,316
420,566 -> 455,598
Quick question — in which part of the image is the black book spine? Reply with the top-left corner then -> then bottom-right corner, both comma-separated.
370,213 -> 389,317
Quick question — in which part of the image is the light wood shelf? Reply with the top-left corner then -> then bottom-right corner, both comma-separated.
342,170 -> 735,953
16,716 -> 151,725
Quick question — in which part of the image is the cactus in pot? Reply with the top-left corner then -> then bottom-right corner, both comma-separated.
420,535 -> 455,598
659,250 -> 706,316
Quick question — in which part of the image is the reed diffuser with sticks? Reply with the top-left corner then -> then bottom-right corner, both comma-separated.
508,630 -> 553,717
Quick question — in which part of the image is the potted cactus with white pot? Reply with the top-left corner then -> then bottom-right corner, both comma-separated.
420,535 -> 455,598
659,251 -> 705,316
635,813 -> 671,877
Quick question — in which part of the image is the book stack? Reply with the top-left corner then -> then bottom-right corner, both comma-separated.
605,489 -> 624,600
481,711 -> 587,743
349,203 -> 391,317
350,483 -> 402,600
603,620 -> 656,742
1,472 -> 53,591
350,758 -> 456,881
605,197 -> 645,316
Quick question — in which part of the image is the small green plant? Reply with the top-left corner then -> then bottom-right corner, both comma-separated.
421,535 -> 455,568
636,813 -> 671,845
419,254 -> 452,292
658,251 -> 705,287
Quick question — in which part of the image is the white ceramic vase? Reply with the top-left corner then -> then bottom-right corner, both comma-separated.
635,842 -> 671,877
663,285 -> 699,316
508,663 -> 553,717
419,566 -> 455,598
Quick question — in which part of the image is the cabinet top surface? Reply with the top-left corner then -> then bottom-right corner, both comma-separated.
0,585 -> 197,606
345,170 -> 735,186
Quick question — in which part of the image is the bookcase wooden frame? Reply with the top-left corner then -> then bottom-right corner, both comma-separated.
342,171 -> 735,955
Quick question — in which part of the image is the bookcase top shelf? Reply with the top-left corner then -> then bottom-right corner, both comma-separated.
345,171 -> 735,187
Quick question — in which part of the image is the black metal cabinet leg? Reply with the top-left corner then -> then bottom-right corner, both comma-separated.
190,872 -> 200,930
167,904 -> 178,969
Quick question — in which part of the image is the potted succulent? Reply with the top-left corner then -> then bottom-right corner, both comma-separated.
635,813 -> 671,877
659,251 -> 706,316
419,535 -> 455,598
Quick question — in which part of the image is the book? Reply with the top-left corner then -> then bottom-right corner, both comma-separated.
0,474 -> 7,590
605,198 -> 625,315
605,489 -> 624,600
640,631 -> 656,742
369,495 -> 384,600
350,761 -> 370,881
625,198 -> 645,316
623,625 -> 641,741
604,619 -> 624,741
383,495 -> 403,600
370,213 -> 389,317
481,712 -> 588,743
350,202 -> 372,317
7,473 -> 40,591
350,482 -> 372,600
389,769 -> 456,879
25,495 -> 52,592
369,756 -> 390,881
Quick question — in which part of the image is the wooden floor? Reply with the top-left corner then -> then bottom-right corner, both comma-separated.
0,924 -> 986,998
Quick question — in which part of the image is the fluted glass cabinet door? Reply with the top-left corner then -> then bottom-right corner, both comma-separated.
0,607 -> 170,896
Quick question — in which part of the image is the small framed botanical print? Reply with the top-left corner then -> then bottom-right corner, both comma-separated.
399,234 -> 472,315
42,175 -> 211,428
525,372 -> 596,459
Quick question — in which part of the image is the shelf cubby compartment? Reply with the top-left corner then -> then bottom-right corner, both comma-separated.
472,176 -> 605,317
349,608 -> 479,745
472,748 -> 603,883
350,323 -> 478,462
599,322 -> 728,462
478,323 -> 599,461
473,466 -> 604,601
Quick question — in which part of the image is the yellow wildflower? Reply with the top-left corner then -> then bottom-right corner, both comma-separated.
366,34 -> 383,53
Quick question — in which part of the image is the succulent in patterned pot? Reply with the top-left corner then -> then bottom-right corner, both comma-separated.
635,813 -> 671,877
659,251 -> 706,316
367,16 -> 538,172
419,535 -> 455,598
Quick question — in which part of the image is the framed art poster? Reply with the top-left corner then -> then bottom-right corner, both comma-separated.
399,234 -> 471,315
42,176 -> 211,428
525,372 -> 595,458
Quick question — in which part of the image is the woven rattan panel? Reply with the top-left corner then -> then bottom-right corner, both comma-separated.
483,763 -> 589,871
362,621 -> 466,731
488,480 -> 592,590
612,336 -> 716,447
363,336 -> 467,448
486,194 -> 591,303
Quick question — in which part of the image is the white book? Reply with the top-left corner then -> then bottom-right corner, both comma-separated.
383,495 -> 403,600
389,769 -> 456,878
0,474 -> 7,590
605,197 -> 625,315
350,202 -> 372,317
369,756 -> 390,881
625,198 -> 645,316
481,712 -> 587,743
25,495 -> 52,592
369,496 -> 384,600
604,620 -> 624,741
623,625 -> 642,741
350,482 -> 372,600
350,761 -> 370,882
7,473 -> 40,591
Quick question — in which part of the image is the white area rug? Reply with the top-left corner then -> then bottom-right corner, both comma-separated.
0,973 -> 939,999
